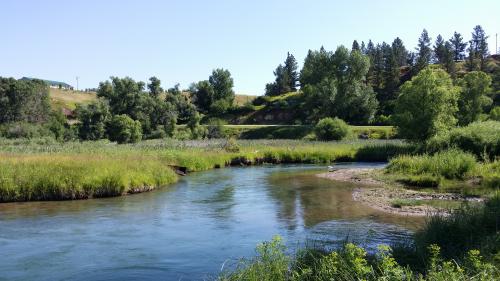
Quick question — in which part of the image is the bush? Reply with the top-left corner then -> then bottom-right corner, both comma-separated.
205,118 -> 227,139
0,122 -> 52,139
490,106 -> 500,121
314,117 -> 350,141
387,149 -> 477,180
426,121 -> 500,160
107,114 -> 142,144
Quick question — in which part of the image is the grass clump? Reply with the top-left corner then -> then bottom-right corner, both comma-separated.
387,149 -> 477,180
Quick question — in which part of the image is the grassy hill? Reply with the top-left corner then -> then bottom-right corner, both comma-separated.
49,88 -> 97,110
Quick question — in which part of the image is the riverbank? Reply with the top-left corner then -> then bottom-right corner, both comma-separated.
0,139 -> 414,203
317,168 -> 485,216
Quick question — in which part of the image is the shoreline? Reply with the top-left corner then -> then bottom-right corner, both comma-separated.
317,168 -> 483,216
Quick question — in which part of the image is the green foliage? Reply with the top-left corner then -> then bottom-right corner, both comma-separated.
220,235 -> 499,280
193,69 -> 235,114
314,118 -> 350,141
301,46 -> 378,123
457,71 -> 492,125
0,77 -> 51,124
387,149 -> 477,180
490,107 -> 500,121
426,121 -> 500,160
187,111 -> 206,139
266,53 -> 299,96
107,114 -> 142,144
205,118 -> 227,139
415,195 -> 500,262
393,67 -> 460,140
0,122 -> 52,139
75,99 -> 111,140
415,29 -> 433,73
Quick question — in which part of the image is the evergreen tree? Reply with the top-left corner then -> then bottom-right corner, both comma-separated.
470,25 -> 489,71
284,52 -> 298,91
415,29 -> 433,73
352,40 -> 360,52
360,41 -> 366,54
391,37 -> 408,67
433,34 -> 446,64
449,32 -> 467,61
442,42 -> 457,78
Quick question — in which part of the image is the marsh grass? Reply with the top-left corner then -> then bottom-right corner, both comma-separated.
0,139 -> 412,202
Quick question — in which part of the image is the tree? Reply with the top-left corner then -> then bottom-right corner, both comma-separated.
442,42 -> 456,78
352,40 -> 360,52
433,35 -> 447,64
284,52 -> 299,91
302,46 -> 378,124
0,77 -> 51,124
449,32 -> 467,61
266,53 -> 298,95
469,25 -> 489,71
208,68 -> 234,113
107,114 -> 142,144
457,71 -> 492,125
393,67 -> 459,140
147,76 -> 163,97
186,111 -> 206,139
300,47 -> 333,86
414,29 -> 433,73
193,69 -> 235,114
391,37 -> 408,67
75,100 -> 111,140
314,117 -> 350,140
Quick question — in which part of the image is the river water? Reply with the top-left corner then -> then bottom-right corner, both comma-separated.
0,163 -> 422,281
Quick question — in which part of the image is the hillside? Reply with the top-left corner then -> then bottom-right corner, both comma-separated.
49,88 -> 97,110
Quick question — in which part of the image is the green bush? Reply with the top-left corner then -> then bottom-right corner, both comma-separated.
205,118 -> 227,139
489,106 -> 500,121
387,149 -> 477,180
314,117 -> 350,141
426,121 -> 500,160
107,114 -> 142,144
0,122 -> 52,139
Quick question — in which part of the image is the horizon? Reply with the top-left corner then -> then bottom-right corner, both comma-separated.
1,0 -> 499,95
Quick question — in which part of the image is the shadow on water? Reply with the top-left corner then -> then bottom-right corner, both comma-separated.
0,163 -> 423,281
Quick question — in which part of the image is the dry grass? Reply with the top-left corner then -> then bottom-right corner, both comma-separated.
49,88 -> 97,110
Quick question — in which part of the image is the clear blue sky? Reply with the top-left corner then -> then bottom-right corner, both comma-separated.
1,0 -> 499,95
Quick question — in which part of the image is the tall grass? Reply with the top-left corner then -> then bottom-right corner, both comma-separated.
0,139 -> 412,202
387,149 -> 477,180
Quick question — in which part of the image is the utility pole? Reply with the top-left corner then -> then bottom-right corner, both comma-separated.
496,33 -> 498,55
76,76 -> 79,91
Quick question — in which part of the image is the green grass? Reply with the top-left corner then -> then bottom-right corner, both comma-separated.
0,138 -> 412,202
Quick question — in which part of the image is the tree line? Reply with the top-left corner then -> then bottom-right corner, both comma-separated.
0,24 -> 498,143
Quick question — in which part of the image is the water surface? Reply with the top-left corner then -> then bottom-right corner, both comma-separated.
0,163 -> 422,281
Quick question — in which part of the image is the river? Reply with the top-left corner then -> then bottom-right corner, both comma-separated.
0,163 -> 422,281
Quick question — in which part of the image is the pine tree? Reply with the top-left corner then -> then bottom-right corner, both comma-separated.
391,37 -> 408,67
449,32 -> 467,61
352,40 -> 360,52
443,42 -> 456,78
433,34 -> 446,64
415,29 -> 432,73
284,52 -> 299,91
470,25 -> 489,71
360,41 -> 366,54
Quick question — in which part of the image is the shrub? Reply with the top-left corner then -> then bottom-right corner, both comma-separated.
490,106 -> 500,121
0,122 -> 52,139
314,117 -> 350,141
426,121 -> 500,160
205,118 -> 227,139
107,114 -> 142,144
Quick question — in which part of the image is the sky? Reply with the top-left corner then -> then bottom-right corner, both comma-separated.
1,0 -> 499,95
